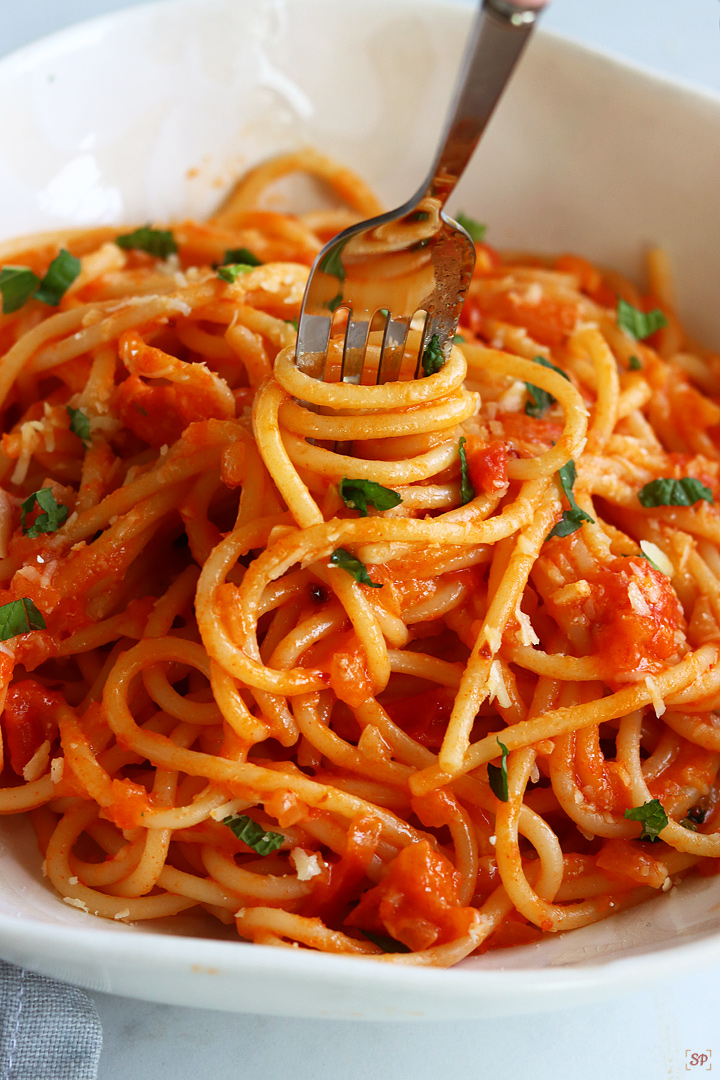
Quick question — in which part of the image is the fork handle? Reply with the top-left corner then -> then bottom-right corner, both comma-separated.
421,0 -> 549,207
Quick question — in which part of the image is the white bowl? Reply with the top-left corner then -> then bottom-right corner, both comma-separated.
0,0 -> 719,1020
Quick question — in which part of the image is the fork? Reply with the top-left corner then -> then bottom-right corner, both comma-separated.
295,0 -> 549,386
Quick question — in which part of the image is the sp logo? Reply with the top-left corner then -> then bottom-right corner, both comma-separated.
686,1050 -> 712,1071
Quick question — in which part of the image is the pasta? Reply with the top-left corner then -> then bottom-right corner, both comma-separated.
0,149 -> 719,967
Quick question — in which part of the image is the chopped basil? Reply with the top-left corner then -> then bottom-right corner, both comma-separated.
327,293 -> 344,313
33,250 -> 81,306
680,818 -> 697,832
66,405 -> 92,448
547,460 -> 594,538
20,488 -> 68,539
458,436 -> 475,505
361,930 -> 411,953
410,211 -> 429,223
330,548 -> 382,588
339,477 -> 402,517
0,266 -> 41,314
319,238 -> 349,281
285,317 -> 299,331
525,356 -> 570,419
115,227 -> 178,259
453,334 -> 466,344
217,264 -> 255,283
0,597 -> 46,641
223,814 -> 284,856
487,738 -> 509,802
638,477 -> 713,509
223,247 -> 262,267
0,251 -> 80,314
637,550 -> 662,574
456,213 -> 486,243
624,798 -> 668,842
616,299 -> 668,341
422,334 -> 445,377
628,355 -> 642,371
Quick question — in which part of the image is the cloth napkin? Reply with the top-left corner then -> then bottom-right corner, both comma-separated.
0,961 -> 102,1080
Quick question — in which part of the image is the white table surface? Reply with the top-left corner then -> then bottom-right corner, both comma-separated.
0,2 -> 719,1078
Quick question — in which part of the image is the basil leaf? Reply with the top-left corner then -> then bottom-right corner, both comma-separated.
33,250 -> 81,307
319,237 -> 349,281
628,355 -> 642,371
66,405 -> 92,448
458,436 -> 475,505
547,460 -> 594,538
456,213 -> 486,243
285,318 -> 299,331
223,814 -> 284,856
525,356 -> 570,418
453,334 -> 466,344
21,488 -> 69,539
339,478 -> 402,517
637,477 -> 713,509
617,299 -> 668,341
623,798 -> 668,842
115,227 -> 178,259
487,738 -> 509,802
0,266 -> 41,314
0,597 -> 46,641
223,247 -> 262,267
327,292 -> 344,313
330,548 -> 382,588
361,930 -> 411,954
217,264 -> 255,283
422,334 -> 446,377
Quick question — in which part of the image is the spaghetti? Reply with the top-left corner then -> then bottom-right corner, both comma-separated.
0,149 -> 719,966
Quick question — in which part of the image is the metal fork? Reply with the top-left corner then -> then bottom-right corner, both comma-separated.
295,0 -> 549,386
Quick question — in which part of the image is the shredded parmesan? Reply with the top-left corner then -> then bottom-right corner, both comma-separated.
627,579 -> 652,616
515,603 -> 540,646
640,540 -> 674,577
22,739 -> 51,783
645,675 -> 666,717
489,835 -> 496,846
63,896 -> 89,913
487,659 -> 511,709
289,848 -> 322,882
68,876 -> 79,885
484,626 -> 502,655
114,908 -> 131,920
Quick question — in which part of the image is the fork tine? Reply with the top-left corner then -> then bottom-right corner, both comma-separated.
295,313 -> 333,380
341,314 -> 371,385
378,317 -> 410,384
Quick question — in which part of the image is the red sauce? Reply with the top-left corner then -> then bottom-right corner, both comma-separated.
463,436 -> 509,494
2,680 -> 64,775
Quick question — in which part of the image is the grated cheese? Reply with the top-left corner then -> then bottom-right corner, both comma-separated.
63,896 -> 89,913
22,739 -> 51,783
627,579 -> 652,617
114,908 -> 131,920
640,540 -> 674,577
68,876 -> 79,885
645,674 -> 666,717
515,603 -> 539,646
289,848 -> 322,882
487,659 -> 511,709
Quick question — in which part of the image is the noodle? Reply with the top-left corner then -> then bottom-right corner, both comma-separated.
0,149 -> 719,965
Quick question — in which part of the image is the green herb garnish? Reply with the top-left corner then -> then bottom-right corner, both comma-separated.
330,548 -> 382,588
458,436 -> 475,505
487,738 -> 509,802
115,227 -> 178,259
339,478 -> 402,517
319,238 -> 349,281
20,488 -> 69,539
217,264 -> 255,283
623,798 -> 668,842
422,333 -> 446,377
33,250 -> 81,306
0,267 -> 41,314
453,334 -> 466,344
223,247 -> 262,266
617,299 -> 668,341
456,213 -> 486,243
547,460 -> 594,538
0,597 -> 46,641
524,357 -> 570,419
66,405 -> 92,448
223,814 -> 284,856
637,477 -> 713,509
628,355 -> 642,371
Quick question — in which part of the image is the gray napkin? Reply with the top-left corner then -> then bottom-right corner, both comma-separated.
0,961 -> 102,1080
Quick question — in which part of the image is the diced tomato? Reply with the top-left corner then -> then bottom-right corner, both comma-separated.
345,840 -> 477,951
2,680 -> 64,776
462,435 -> 509,494
302,815 -> 381,925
